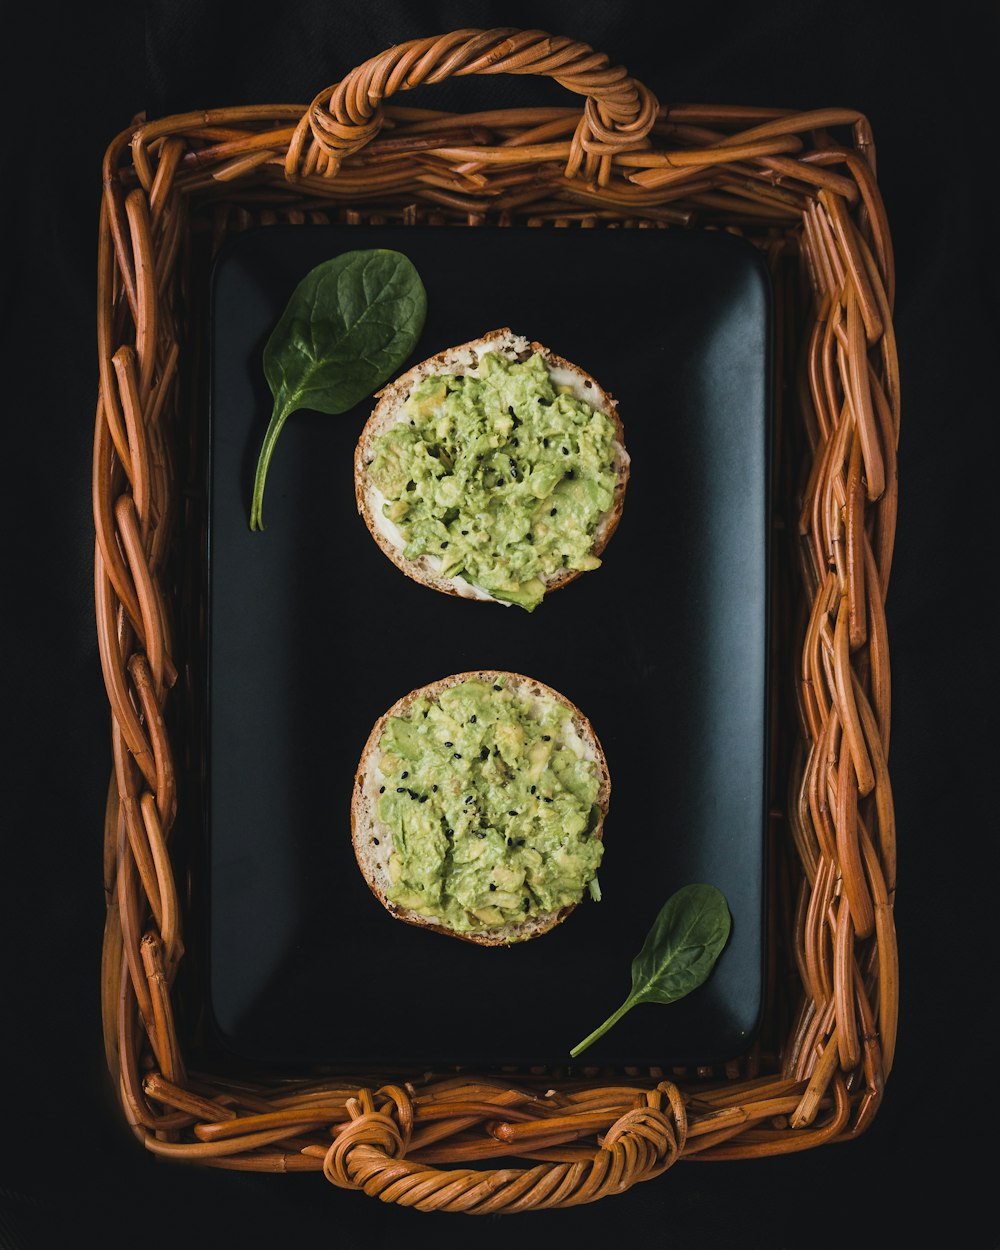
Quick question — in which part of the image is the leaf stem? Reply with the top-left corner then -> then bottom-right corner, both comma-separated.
569,995 -> 637,1059
249,396 -> 294,531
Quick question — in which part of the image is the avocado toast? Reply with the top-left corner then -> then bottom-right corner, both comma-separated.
352,672 -> 610,945
355,329 -> 629,610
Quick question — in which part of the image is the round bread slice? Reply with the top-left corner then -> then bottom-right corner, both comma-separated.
354,328 -> 630,605
351,670 -> 611,946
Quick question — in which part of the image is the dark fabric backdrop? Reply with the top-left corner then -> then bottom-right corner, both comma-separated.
3,2 -> 993,1246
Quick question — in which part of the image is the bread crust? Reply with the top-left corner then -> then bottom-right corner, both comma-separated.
351,670 -> 610,946
354,329 -> 630,603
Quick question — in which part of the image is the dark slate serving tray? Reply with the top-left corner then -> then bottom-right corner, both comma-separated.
206,223 -> 771,1069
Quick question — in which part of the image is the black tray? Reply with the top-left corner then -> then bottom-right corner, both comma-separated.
207,223 -> 771,1070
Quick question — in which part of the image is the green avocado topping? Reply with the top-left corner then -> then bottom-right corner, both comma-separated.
375,678 -> 604,936
367,350 -> 620,611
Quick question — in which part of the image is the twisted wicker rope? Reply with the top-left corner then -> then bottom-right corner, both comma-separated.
286,28 -> 658,185
321,1083 -> 686,1211
94,27 -> 899,1208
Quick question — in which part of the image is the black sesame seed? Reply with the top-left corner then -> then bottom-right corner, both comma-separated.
401,771 -> 408,779
461,530 -> 469,536
396,787 -> 405,793
508,810 -> 518,817
530,785 -> 536,794
445,829 -> 454,838
453,752 -> 462,759
550,508 -> 557,516
379,786 -> 385,794
542,735 -> 551,742
372,837 -> 379,845
493,684 -> 502,691
489,883 -> 497,891
444,741 -> 453,748
419,795 -> 428,803
543,437 -> 550,447
561,446 -> 569,455
432,784 -> 438,792
510,467 -> 518,479
470,715 -> 477,723
408,789 -> 418,799
566,469 -> 575,479
441,541 -> 449,549
543,797 -> 553,803
480,747 -> 489,760
465,796 -> 474,804
508,406 -> 516,418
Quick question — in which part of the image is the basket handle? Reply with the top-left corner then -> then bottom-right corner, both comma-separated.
285,27 -> 659,184
321,1082 -> 687,1212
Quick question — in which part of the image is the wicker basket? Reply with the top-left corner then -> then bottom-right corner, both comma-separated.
94,28 -> 899,1212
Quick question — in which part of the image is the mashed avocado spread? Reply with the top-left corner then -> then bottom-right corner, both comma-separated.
376,678 -> 604,935
368,350 -> 619,611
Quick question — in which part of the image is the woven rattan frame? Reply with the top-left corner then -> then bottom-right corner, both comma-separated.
94,29 -> 899,1212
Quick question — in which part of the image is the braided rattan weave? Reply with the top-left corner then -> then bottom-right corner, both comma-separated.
94,29 -> 899,1212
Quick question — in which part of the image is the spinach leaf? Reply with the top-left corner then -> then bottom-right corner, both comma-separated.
569,883 -> 731,1058
249,248 -> 427,530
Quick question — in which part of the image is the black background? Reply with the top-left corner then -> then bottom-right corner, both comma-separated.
2,2 -> 993,1246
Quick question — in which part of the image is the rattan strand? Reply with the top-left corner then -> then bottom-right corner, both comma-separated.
94,27 -> 899,1212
